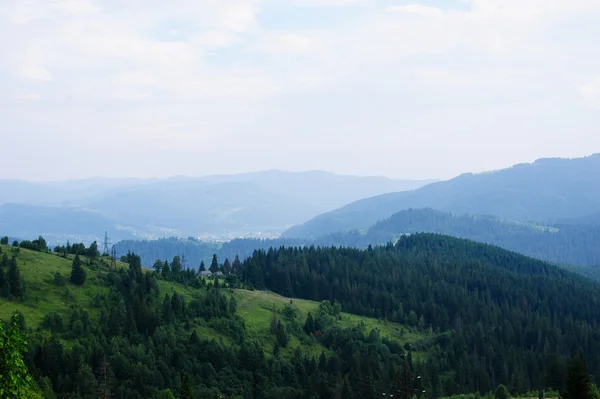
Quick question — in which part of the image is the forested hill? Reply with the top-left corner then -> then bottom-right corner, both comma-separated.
314,208 -> 600,269
283,154 -> 600,238
240,233 -> 600,394
115,209 -> 600,280
3,234 -> 600,397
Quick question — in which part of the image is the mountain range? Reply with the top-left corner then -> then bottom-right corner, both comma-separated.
0,171 -> 433,242
283,154 -> 600,238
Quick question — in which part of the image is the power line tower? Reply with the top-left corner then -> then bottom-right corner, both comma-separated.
396,361 -> 423,399
103,231 -> 110,256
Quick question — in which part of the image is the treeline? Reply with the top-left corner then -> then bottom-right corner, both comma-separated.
237,233 -> 600,395
53,241 -> 100,258
113,209 -> 600,281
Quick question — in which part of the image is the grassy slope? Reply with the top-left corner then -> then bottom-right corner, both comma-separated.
1,245 -> 429,360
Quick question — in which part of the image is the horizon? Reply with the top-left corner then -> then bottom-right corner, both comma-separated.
1,152 -> 598,183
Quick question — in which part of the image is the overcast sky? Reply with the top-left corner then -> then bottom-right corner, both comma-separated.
1,0 -> 599,181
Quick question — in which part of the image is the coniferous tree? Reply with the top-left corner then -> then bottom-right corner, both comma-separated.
8,257 -> 22,298
561,353 -> 591,399
0,236 -> 8,245
70,255 -> 86,286
209,254 -> 220,273
222,258 -> 232,274
0,267 -> 8,298
171,256 -> 182,275
181,374 -> 195,399
304,312 -> 315,335
232,255 -> 241,274
199,261 -> 206,272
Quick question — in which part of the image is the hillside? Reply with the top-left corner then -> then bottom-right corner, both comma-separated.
283,154 -> 600,238
239,234 -> 600,396
0,244 -> 431,398
0,171 -> 433,242
316,209 -> 600,269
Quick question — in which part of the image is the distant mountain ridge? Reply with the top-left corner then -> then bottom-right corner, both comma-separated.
0,170 -> 433,241
283,154 -> 600,238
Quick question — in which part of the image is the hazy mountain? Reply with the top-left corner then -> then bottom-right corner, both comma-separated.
0,171 -> 433,240
283,154 -> 600,238
0,177 -> 153,206
317,208 -> 600,270
0,203 -> 137,244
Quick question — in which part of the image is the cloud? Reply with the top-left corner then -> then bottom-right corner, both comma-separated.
579,78 -> 600,109
16,93 -> 41,101
0,0 -> 599,180
386,4 -> 443,17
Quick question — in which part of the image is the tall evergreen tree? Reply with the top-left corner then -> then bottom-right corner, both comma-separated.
209,254 -> 220,273
222,258 -> 232,274
199,261 -> 206,272
232,255 -> 241,274
561,353 -> 591,399
70,255 -> 86,286
171,256 -> 182,275
8,257 -> 22,298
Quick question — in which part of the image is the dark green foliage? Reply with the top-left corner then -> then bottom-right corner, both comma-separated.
12,240 -> 18,247
209,254 -> 220,273
8,256 -> 23,298
0,313 -> 37,398
19,235 -> 48,252
316,208 -> 600,271
561,354 -> 591,399
69,255 -> 86,286
495,384 -> 510,399
52,272 -> 65,287
239,234 -> 600,396
0,236 -> 8,245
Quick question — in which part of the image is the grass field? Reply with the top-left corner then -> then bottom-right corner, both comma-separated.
0,245 -> 431,360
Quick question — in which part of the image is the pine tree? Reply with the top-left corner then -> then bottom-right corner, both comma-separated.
70,255 -> 86,286
232,255 -> 241,274
8,257 -> 22,298
223,258 -> 232,274
209,254 -> 220,273
561,353 -> 591,399
304,312 -> 315,334
199,261 -> 206,272
181,374 -> 196,399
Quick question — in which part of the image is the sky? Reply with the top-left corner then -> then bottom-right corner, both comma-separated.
0,0 -> 599,181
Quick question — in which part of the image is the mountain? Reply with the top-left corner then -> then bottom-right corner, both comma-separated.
0,171 -> 432,240
0,203 -> 137,244
4,233 -> 600,397
283,154 -> 600,238
317,208 -> 600,273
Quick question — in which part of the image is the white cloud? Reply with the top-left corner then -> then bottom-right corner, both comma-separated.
0,0 -> 599,180
579,78 -> 600,109
16,93 -> 41,101
386,5 -> 443,17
